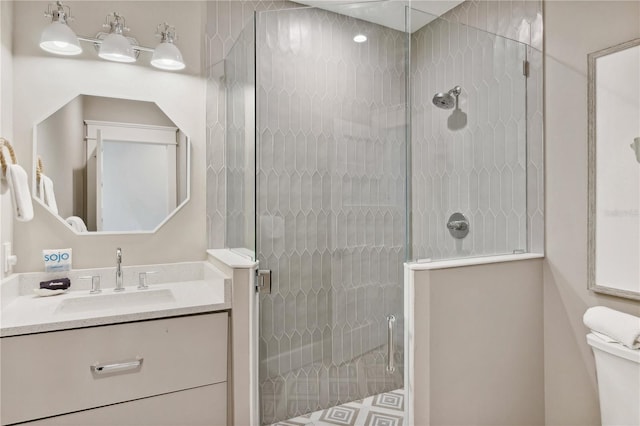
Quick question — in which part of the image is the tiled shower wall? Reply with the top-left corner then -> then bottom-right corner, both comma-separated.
206,1 -> 296,249
255,8 -> 406,424
440,0 -> 544,255
410,0 -> 544,259
224,17 -> 255,251
208,1 -> 544,259
411,17 -> 528,259
209,0 -> 543,256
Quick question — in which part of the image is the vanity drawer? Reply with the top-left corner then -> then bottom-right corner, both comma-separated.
1,313 -> 228,425
19,383 -> 227,426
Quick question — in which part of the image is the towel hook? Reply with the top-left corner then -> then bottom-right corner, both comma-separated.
0,138 -> 17,177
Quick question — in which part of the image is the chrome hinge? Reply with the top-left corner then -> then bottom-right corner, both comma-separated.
523,60 -> 530,77
256,269 -> 272,294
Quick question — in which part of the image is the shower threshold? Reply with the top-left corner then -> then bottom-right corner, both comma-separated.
271,388 -> 405,426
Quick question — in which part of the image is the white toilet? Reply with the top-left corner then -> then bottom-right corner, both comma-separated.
587,333 -> 640,426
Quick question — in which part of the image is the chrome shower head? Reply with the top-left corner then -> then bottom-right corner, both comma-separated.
432,86 -> 462,110
432,92 -> 456,109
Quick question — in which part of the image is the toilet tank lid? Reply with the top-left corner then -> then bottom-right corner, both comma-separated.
587,333 -> 640,363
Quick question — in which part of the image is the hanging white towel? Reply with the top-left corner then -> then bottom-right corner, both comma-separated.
584,306 -> 640,349
37,174 -> 45,201
5,164 -> 34,222
66,216 -> 88,233
40,174 -> 58,215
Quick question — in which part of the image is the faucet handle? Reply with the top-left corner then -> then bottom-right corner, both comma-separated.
79,275 -> 101,294
137,271 -> 157,290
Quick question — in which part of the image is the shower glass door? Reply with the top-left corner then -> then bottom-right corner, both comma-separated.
255,4 -> 409,424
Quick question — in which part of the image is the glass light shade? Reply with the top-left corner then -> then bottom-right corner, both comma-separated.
150,42 -> 185,71
98,33 -> 136,63
39,21 -> 82,56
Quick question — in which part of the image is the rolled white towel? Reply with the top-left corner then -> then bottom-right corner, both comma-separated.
584,306 -> 640,349
37,174 -> 45,201
66,216 -> 88,233
41,174 -> 58,215
5,164 -> 34,222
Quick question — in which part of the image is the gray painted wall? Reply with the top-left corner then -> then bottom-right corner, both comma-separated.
412,259 -> 545,425
544,1 -> 640,424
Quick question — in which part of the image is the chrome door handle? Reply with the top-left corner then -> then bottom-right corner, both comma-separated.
91,357 -> 143,375
387,315 -> 396,373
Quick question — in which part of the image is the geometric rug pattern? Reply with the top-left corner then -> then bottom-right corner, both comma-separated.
271,389 -> 404,426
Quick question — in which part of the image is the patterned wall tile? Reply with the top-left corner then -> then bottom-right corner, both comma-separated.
254,7 -> 406,424
206,1 -> 299,250
436,0 -> 545,254
410,0 -> 544,260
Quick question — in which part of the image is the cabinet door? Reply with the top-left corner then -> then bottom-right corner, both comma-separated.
1,313 -> 228,425
21,383 -> 227,426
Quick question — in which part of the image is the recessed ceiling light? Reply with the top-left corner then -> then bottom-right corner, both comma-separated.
353,34 -> 367,43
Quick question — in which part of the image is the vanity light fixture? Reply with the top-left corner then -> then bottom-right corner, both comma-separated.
150,23 -> 186,71
39,2 -> 186,72
39,1 -> 82,55
97,13 -> 136,63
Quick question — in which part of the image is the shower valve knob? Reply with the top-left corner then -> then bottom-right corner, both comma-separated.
447,220 -> 468,231
447,213 -> 470,239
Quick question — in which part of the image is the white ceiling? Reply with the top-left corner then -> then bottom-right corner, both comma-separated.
293,0 -> 465,33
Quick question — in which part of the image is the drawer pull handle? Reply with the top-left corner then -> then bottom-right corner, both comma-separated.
91,357 -> 143,375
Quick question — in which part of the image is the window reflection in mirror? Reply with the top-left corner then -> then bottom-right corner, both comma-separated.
34,95 -> 190,233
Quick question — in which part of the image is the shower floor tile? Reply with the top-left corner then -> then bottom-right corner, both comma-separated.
271,388 -> 405,426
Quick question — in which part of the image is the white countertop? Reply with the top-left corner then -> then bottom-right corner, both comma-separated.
0,261 -> 231,337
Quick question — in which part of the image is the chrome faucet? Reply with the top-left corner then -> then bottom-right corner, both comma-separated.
115,247 -> 124,292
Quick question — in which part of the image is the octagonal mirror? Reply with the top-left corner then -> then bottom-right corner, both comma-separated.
33,95 -> 190,234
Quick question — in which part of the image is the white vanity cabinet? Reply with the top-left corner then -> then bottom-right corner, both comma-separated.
1,312 -> 228,426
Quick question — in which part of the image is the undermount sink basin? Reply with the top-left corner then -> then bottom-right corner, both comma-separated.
54,289 -> 176,315
0,261 -> 230,338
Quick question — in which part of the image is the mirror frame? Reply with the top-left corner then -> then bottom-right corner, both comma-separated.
31,94 -> 192,236
587,37 -> 640,300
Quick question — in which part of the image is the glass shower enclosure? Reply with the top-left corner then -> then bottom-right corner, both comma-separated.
223,2 -> 532,424
226,3 -> 408,424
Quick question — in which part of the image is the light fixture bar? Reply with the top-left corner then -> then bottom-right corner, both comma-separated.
76,36 -> 155,53
40,2 -> 186,71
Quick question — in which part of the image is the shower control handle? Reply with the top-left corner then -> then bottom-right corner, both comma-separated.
447,220 -> 468,231
447,213 -> 470,239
